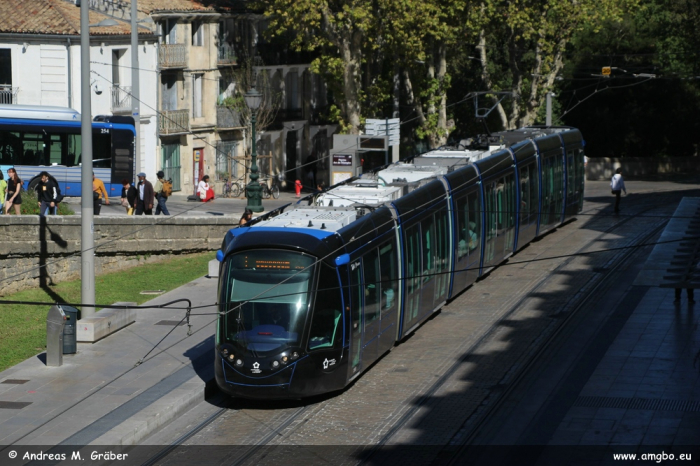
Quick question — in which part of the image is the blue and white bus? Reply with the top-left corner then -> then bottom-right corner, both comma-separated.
0,105 -> 135,198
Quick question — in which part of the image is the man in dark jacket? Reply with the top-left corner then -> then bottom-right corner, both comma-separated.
35,171 -> 59,216
135,172 -> 155,215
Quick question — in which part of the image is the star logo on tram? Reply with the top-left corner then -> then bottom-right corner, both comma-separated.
253,362 -> 260,369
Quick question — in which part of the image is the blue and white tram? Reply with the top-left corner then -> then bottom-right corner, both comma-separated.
215,127 -> 585,399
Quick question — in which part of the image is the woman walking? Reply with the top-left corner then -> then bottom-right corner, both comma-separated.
4,168 -> 22,215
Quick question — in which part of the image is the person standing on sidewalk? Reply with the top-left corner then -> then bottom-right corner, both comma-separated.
121,179 -> 137,215
610,168 -> 626,213
154,170 -> 170,215
135,172 -> 155,215
35,171 -> 59,216
93,172 -> 110,215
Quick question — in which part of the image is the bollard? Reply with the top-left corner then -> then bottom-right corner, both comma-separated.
46,305 -> 66,367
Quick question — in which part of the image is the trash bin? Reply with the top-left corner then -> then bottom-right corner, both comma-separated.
61,305 -> 79,354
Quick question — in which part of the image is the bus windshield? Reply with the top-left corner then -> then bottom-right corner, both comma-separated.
221,250 -> 316,355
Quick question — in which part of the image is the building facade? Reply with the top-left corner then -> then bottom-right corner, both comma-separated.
0,0 -> 159,179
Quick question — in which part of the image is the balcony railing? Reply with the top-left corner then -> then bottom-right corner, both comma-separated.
217,44 -> 236,65
0,85 -> 18,104
111,85 -> 132,113
159,109 -> 190,135
159,44 -> 187,68
216,105 -> 242,129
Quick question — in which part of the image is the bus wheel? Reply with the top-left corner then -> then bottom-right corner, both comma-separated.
28,177 -> 41,193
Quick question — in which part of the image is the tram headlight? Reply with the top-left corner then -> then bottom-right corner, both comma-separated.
271,360 -> 280,369
280,355 -> 289,365
290,351 -> 300,361
235,359 -> 243,367
220,344 -> 235,361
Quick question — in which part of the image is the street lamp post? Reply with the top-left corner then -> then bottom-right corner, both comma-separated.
79,12 -> 117,317
131,0 -> 141,175
244,87 -> 263,213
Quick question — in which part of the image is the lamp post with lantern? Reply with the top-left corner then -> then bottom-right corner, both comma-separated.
244,87 -> 264,213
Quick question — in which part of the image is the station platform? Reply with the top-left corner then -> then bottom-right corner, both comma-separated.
0,179 -> 699,465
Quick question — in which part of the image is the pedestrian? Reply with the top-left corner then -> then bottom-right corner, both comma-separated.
93,172 -> 110,215
121,179 -> 137,215
610,168 -> 626,213
135,172 -> 155,215
4,167 -> 22,215
154,170 -> 170,215
0,170 -> 6,215
35,171 -> 59,216
295,179 -> 302,197
239,208 -> 253,226
674,288 -> 695,304
197,175 -> 215,202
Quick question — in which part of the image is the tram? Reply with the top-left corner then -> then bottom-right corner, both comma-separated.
214,126 -> 585,399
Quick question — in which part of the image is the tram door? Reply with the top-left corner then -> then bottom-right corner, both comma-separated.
349,261 -> 363,377
361,249 -> 381,365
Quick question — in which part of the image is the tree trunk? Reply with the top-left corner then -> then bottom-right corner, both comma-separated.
339,30 -> 363,134
403,69 -> 426,126
478,30 -> 509,130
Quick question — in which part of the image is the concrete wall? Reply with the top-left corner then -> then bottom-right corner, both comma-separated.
587,157 -> 700,180
0,216 -> 234,295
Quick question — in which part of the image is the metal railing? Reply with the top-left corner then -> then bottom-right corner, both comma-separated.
0,85 -> 18,104
216,105 -> 242,129
159,44 -> 187,68
159,109 -> 190,135
111,85 -> 132,112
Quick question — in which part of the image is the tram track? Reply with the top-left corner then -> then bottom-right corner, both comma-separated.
441,213 -> 669,464
142,190 -> 683,466
359,198 -> 671,464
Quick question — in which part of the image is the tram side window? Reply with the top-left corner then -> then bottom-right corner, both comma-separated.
485,183 -> 496,239
363,248 -> 380,325
379,241 -> 397,315
405,224 -> 422,322
421,215 -> 435,283
308,263 -> 343,350
467,192 -> 480,252
520,167 -> 529,225
567,150 -> 575,196
434,207 -> 450,301
456,195 -> 469,259
504,174 -> 515,230
528,163 -> 538,221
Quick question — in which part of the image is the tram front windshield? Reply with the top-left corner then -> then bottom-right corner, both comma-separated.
222,250 -> 315,355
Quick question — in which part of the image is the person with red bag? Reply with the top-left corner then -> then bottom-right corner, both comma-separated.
197,175 -> 215,202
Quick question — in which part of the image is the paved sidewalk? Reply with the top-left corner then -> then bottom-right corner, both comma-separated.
0,275 -> 219,447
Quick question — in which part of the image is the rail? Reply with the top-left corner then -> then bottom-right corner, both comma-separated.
159,109 -> 190,135
159,44 -> 187,68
